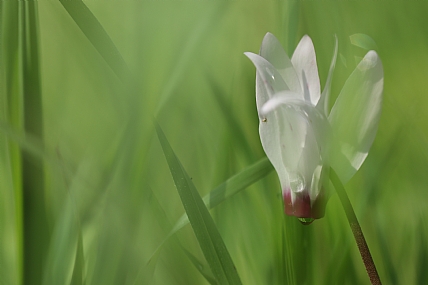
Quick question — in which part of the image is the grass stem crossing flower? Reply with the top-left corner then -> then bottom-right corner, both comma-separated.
245,33 -> 383,219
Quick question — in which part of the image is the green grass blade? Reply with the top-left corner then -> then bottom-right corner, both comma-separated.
155,122 -> 242,285
139,156 -> 273,282
155,3 -> 228,114
42,198 -> 80,285
59,0 -> 130,82
134,186 -> 216,285
70,231 -> 85,285
181,247 -> 218,285
133,249 -> 161,285
21,3 -> 48,285
171,157 -> 273,234
206,76 -> 254,159
0,2 -> 23,284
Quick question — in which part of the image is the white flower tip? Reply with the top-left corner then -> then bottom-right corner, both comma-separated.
261,32 -> 275,47
264,32 -> 274,39
260,32 -> 281,56
300,35 -> 313,47
244,52 -> 260,67
244,52 -> 261,63
244,51 -> 254,58
358,50 -> 380,71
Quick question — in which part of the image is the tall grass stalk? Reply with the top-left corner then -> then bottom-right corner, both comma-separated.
330,169 -> 382,285
20,2 -> 48,285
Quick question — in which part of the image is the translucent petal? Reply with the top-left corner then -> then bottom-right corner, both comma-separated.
317,35 -> 338,117
244,52 -> 289,112
329,51 -> 383,183
260,94 -> 330,195
350,34 -> 379,51
259,33 -> 302,95
258,109 -> 289,191
291,35 -> 321,105
260,91 -> 302,115
262,93 -> 331,153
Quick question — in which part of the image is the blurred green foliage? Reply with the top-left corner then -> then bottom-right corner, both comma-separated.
1,0 -> 428,284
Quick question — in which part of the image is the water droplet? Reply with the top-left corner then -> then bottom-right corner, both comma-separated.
298,217 -> 315,225
265,67 -> 275,80
289,173 -> 305,193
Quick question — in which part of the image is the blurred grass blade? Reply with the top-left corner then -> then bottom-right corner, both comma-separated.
0,3 -> 23,285
134,248 -> 161,285
0,121 -> 75,179
59,0 -> 130,82
155,122 -> 242,285
141,157 -> 273,280
0,122 -> 46,163
155,2 -> 228,114
171,157 -> 273,234
21,3 -> 49,285
136,187 -> 216,285
284,0 -> 300,55
181,247 -> 218,285
70,231 -> 85,285
42,198 -> 79,285
207,76 -> 254,158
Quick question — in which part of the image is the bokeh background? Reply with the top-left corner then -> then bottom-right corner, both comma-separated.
1,0 -> 427,284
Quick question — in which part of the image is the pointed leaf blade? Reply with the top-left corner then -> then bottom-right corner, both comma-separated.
155,122 -> 242,285
171,157 -> 273,234
59,0 -> 130,82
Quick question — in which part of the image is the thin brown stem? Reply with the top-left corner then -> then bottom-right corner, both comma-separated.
330,169 -> 382,285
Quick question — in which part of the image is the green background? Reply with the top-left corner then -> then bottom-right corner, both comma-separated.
1,0 -> 427,284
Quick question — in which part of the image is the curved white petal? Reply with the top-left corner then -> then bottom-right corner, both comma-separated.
244,52 -> 289,112
259,33 -> 302,94
260,91 -> 302,115
291,35 -> 321,105
329,51 -> 384,183
317,35 -> 338,117
259,108 -> 289,191
259,95 -> 331,197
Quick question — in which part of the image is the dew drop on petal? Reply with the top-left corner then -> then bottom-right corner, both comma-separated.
265,67 -> 275,80
289,173 -> 305,193
298,217 -> 315,225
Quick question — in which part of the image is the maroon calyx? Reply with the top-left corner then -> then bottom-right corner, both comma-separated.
283,189 -> 327,219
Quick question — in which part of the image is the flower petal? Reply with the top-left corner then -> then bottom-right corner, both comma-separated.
260,91 -> 302,115
258,107 -> 289,192
291,35 -> 321,105
259,33 -> 302,95
244,52 -> 289,112
328,51 -> 384,183
316,35 -> 338,117
260,93 -> 330,196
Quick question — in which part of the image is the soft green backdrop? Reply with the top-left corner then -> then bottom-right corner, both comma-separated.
1,0 -> 427,284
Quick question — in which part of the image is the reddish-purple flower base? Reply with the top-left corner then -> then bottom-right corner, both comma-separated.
283,189 -> 327,219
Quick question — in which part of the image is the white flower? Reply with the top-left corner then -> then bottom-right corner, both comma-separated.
244,33 -> 383,219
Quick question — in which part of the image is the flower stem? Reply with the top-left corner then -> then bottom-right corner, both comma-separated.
330,169 -> 382,285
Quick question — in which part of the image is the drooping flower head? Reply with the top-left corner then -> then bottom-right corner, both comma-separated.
245,33 -> 383,220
